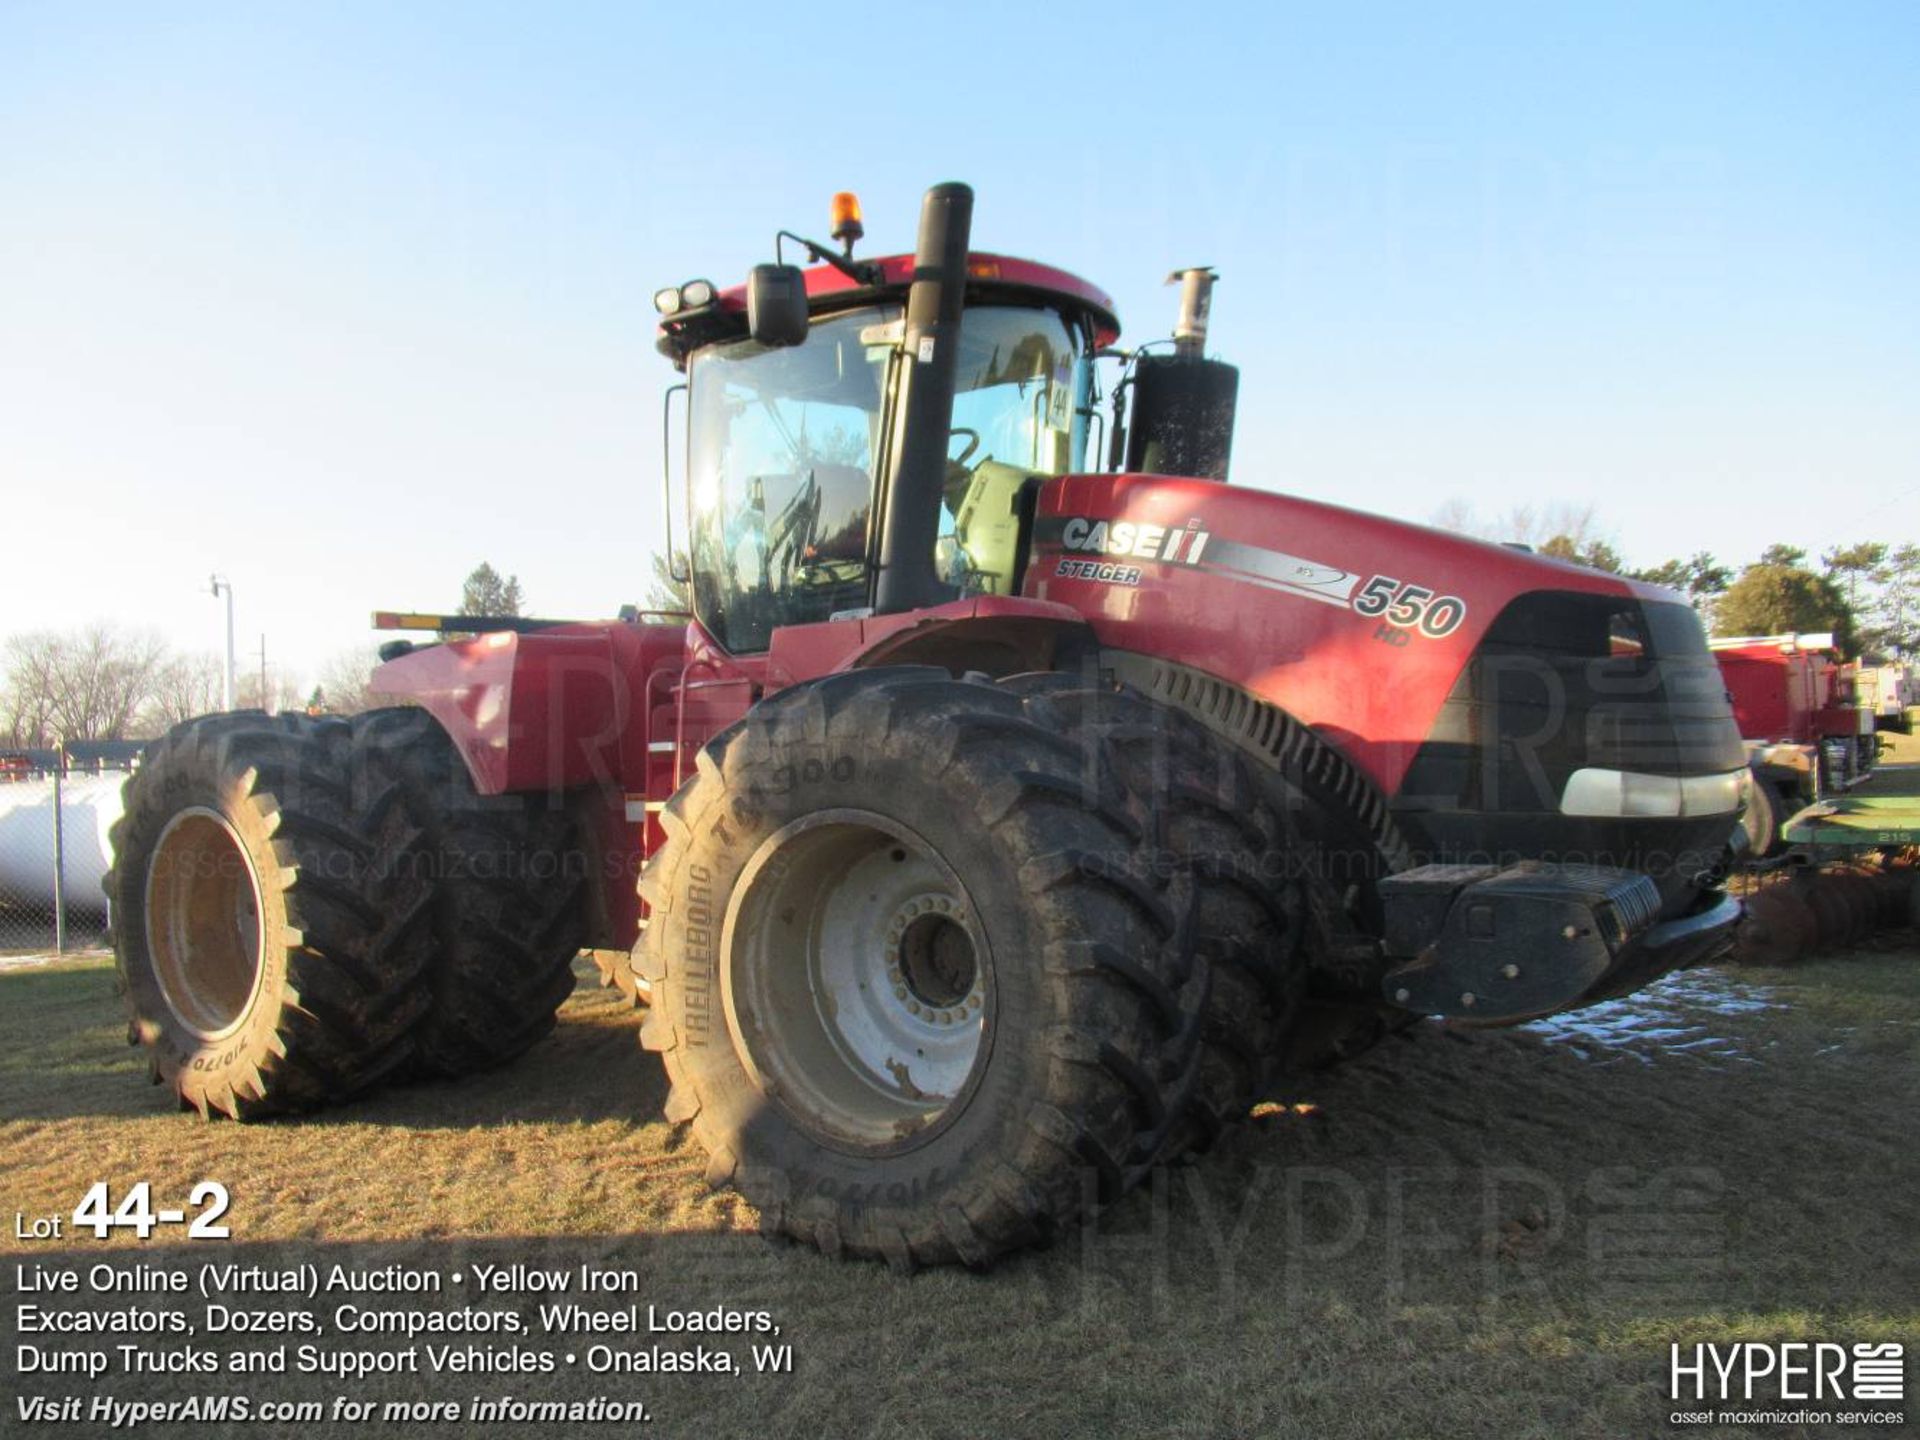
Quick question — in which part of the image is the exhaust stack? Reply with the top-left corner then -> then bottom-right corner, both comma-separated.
1170,266 -> 1216,360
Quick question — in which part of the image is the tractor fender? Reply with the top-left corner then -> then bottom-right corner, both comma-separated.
367,620 -> 685,796
763,595 -> 1094,687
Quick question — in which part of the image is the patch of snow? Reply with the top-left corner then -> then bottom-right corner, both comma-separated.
1521,967 -> 1780,1065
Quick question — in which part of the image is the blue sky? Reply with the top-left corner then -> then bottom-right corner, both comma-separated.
2,3 -> 1914,684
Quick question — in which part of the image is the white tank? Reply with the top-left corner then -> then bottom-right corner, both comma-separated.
0,774 -> 126,909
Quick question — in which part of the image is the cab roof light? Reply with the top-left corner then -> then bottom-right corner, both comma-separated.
830,191 -> 864,254
774,191 -> 884,286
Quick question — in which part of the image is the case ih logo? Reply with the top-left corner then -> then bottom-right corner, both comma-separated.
1669,1342 -> 1905,1403
1045,513 -> 1469,641
1058,516 -> 1212,564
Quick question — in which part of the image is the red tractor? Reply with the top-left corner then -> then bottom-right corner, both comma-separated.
108,183 -> 1746,1267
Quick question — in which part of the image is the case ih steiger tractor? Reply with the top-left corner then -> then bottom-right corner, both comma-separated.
109,183 -> 1749,1267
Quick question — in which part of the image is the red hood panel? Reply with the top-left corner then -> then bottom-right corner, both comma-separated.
1025,474 -> 1664,796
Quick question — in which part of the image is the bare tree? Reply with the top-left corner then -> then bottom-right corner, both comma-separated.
1,624 -> 167,746
142,652 -> 226,734
1,634 -> 59,748
235,668 -> 307,716
1430,500 -> 1608,552
1427,497 -> 1478,536
314,647 -> 385,716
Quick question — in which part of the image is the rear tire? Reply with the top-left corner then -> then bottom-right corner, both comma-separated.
106,712 -> 435,1117
637,668 -> 1217,1267
351,708 -> 589,1078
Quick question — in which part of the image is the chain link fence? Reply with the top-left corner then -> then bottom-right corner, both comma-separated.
0,748 -> 135,956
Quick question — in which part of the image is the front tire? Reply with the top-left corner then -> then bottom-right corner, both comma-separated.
636,669 -> 1216,1268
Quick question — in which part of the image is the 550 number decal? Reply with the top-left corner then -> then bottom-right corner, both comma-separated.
1350,575 -> 1467,639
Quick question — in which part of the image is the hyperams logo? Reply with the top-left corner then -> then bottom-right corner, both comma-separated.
1668,1342 -> 1905,1428
1044,514 -> 1467,639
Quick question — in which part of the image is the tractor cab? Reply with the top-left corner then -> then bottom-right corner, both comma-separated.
677,298 -> 1093,652
654,187 -> 1122,656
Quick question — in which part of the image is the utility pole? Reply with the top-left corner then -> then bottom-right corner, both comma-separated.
259,634 -> 270,715
209,575 -> 236,711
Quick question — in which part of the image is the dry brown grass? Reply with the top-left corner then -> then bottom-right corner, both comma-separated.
4,944 -> 1917,1439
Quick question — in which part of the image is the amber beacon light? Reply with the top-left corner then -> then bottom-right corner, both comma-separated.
830,191 -> 864,254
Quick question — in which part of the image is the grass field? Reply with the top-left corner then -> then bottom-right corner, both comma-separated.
4,925 -> 1917,1437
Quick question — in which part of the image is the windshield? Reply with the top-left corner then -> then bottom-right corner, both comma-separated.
687,304 -> 1091,653
688,306 -> 891,653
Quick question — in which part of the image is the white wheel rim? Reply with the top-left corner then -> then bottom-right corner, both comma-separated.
720,809 -> 994,1153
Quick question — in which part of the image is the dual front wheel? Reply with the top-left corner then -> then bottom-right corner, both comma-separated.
637,669 -> 1306,1267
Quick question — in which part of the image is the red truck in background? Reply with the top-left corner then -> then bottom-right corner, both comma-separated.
1712,632 -> 1879,855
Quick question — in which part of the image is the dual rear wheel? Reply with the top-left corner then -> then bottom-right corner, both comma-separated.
108,709 -> 587,1118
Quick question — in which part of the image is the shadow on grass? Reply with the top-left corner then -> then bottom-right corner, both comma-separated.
0,962 -> 666,1128
327,1001 -> 671,1133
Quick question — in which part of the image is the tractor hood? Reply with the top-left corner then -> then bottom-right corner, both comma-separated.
1023,473 -> 1742,818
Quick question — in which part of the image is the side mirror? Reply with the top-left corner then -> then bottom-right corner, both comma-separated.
747,264 -> 809,347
